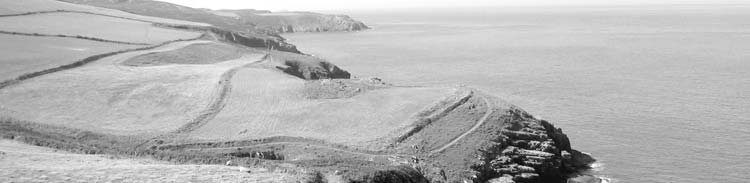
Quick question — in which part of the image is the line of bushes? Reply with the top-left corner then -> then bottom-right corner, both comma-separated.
0,30 -> 150,45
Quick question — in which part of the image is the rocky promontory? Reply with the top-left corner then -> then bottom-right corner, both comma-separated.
211,10 -> 369,33
60,0 -> 369,34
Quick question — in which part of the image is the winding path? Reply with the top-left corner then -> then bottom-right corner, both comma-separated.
173,54 -> 269,133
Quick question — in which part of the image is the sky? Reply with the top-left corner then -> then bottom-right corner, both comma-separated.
158,0 -> 747,11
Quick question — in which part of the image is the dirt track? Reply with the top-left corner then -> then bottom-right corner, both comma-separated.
174,54 -> 269,133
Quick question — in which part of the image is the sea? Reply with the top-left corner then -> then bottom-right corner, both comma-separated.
284,4 -> 750,183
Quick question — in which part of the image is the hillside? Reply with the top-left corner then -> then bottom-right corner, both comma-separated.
210,9 -> 369,33
59,0 -> 369,34
0,1 -> 597,183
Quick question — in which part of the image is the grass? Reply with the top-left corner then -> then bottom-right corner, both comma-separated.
123,42 -> 250,66
187,65 -> 454,148
0,12 -> 201,44
0,34 -> 140,82
0,0 -> 208,26
0,40 -> 263,135
0,132 -> 305,182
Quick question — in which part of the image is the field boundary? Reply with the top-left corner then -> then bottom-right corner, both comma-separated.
157,135 -> 395,157
0,9 -> 301,53
391,89 -> 474,144
429,94 -> 494,154
0,30 -> 150,45
0,34 -> 205,90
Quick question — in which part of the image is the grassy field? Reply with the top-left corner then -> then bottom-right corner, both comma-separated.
0,0 -> 209,26
0,41 -> 265,135
123,42 -> 250,66
0,12 -> 201,44
0,34 -> 140,82
0,140 -> 304,183
188,65 -> 454,147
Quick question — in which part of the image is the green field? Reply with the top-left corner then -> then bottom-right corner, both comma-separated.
188,65 -> 453,147
0,0 -> 209,26
0,41 -> 265,135
123,42 -> 250,66
0,140 -> 303,182
0,12 -> 201,44
0,34 -> 140,82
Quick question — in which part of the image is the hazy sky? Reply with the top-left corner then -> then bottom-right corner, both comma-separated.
158,0 -> 746,11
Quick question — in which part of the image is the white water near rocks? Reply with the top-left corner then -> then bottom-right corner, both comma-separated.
285,4 -> 750,183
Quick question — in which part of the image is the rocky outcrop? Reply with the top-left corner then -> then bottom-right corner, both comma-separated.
61,0 -> 369,34
472,108 -> 596,183
278,59 -> 351,80
270,14 -> 370,33
155,24 -> 301,53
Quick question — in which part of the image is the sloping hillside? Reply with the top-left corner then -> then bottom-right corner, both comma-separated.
0,1 -> 596,183
59,0 -> 369,34
210,9 -> 369,33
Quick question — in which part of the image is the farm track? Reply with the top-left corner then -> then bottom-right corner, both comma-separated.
173,54 -> 270,133
0,30 -> 150,45
430,94 -> 493,154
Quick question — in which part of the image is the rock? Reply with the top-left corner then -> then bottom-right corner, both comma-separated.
487,175 -> 515,183
237,166 -> 252,173
501,130 -> 548,141
517,149 -> 554,158
280,59 -> 351,80
540,120 -> 571,152
567,175 -> 602,183
570,150 -> 596,169
513,173 -> 539,182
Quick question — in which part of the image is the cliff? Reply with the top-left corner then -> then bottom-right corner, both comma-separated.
58,0 -> 369,34
377,91 -> 598,183
211,10 -> 369,33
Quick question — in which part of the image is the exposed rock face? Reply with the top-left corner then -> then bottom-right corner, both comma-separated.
154,24 -> 301,53
471,109 -> 596,183
278,59 -> 351,80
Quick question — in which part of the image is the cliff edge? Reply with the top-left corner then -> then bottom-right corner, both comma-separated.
59,0 -> 369,34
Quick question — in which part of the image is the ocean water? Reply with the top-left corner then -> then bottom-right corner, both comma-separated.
284,5 -> 750,183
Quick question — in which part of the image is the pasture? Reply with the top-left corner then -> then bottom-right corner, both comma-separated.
0,0 -> 209,26
188,66 -> 454,147
123,42 -> 250,66
0,34 -> 139,82
0,140 -> 301,182
0,12 -> 201,44
0,41 -> 265,135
